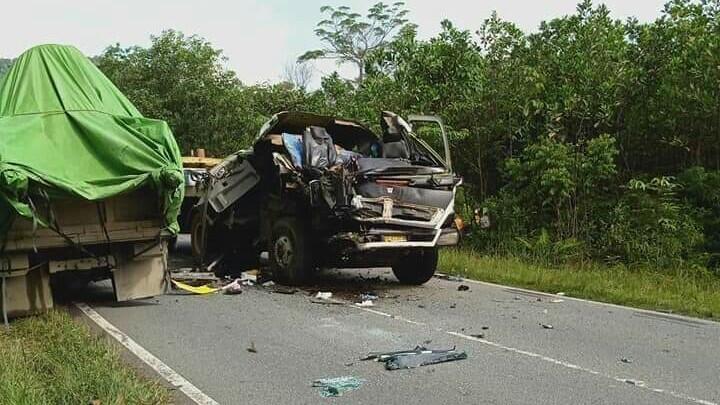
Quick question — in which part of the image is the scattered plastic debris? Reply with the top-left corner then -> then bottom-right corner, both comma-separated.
171,280 -> 219,295
360,292 -> 379,301
624,379 -> 645,386
315,292 -> 333,300
312,376 -> 364,397
247,341 -> 257,353
355,300 -> 374,307
435,274 -> 464,282
540,323 -> 554,329
221,279 -> 243,295
361,346 -> 468,370
457,285 -> 470,291
240,270 -> 259,283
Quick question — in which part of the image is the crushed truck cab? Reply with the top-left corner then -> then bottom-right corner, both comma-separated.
192,111 -> 461,285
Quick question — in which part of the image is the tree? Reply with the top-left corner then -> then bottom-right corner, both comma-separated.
0,58 -> 14,81
96,30 -> 257,154
299,2 -> 410,82
282,61 -> 314,90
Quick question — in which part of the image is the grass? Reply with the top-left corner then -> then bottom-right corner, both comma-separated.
0,310 -> 170,405
439,248 -> 720,320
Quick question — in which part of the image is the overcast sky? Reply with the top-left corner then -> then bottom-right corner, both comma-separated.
1,0 -> 667,85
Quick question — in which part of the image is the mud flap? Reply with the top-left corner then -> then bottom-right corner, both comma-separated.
1,257 -> 53,319
112,241 -> 168,302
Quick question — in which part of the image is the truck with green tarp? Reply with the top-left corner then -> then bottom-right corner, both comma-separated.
0,44 -> 184,321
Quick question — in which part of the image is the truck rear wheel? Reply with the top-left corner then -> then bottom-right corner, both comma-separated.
190,210 -> 205,262
270,218 -> 311,285
392,248 -> 438,285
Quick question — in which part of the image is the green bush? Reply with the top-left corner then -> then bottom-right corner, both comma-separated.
602,177 -> 704,269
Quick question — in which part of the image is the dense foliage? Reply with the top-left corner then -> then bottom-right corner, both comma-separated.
0,58 -> 13,80
94,0 -> 719,270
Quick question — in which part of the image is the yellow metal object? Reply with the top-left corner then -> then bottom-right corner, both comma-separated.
171,280 -> 218,294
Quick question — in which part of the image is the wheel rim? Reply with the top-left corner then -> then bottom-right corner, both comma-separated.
274,235 -> 294,268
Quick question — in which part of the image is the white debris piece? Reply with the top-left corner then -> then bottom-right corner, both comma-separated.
355,300 -> 374,307
315,292 -> 333,300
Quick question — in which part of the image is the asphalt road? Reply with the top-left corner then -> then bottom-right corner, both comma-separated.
78,238 -> 720,404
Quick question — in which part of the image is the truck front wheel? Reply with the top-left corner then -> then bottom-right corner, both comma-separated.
392,248 -> 438,285
270,218 -> 312,285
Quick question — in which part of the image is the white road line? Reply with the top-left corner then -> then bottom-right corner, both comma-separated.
435,273 -> 719,327
349,304 -> 717,405
75,302 -> 219,405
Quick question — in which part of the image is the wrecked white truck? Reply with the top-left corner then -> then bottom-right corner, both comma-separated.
192,111 -> 461,285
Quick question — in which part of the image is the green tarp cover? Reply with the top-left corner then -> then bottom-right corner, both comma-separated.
0,44 -> 183,235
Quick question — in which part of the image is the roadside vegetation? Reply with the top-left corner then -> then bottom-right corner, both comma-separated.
440,249 -> 720,319
0,311 -> 169,405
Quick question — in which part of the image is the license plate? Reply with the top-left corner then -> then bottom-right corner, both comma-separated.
383,235 -> 407,243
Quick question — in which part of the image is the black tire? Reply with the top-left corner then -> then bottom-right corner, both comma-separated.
269,218 -> 311,285
190,210 -> 205,262
392,248 -> 438,285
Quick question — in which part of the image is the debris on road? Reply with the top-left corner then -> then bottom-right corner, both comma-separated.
221,279 -> 243,295
310,292 -> 343,305
624,379 -> 645,386
171,280 -> 219,295
360,292 -> 379,301
170,271 -> 219,285
240,270 -> 260,283
540,323 -> 554,329
312,376 -> 364,397
361,346 -> 468,370
436,274 -> 464,282
355,300 -> 375,307
550,299 -> 565,303
457,285 -> 470,291
620,357 -> 633,364
315,292 -> 333,300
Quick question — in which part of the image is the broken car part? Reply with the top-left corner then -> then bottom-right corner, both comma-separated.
362,346 -> 468,370
312,376 -> 364,397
